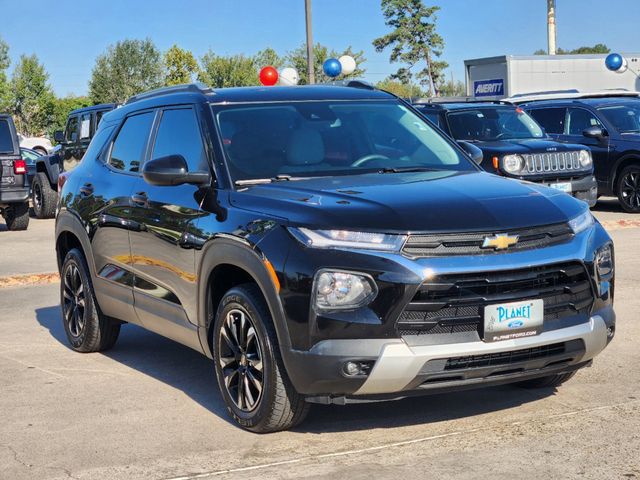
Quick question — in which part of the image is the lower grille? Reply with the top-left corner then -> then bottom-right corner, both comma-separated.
445,343 -> 566,370
398,262 -> 594,337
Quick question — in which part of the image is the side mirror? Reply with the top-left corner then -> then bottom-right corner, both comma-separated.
583,126 -> 608,140
142,154 -> 210,186
458,141 -> 484,164
53,130 -> 64,143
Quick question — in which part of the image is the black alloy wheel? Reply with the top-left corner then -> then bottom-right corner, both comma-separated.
62,263 -> 86,338
617,165 -> 640,213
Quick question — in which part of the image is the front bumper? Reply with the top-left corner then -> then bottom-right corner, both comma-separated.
541,175 -> 598,207
291,307 -> 613,402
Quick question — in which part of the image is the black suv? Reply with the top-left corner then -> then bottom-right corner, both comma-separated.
0,114 -> 30,230
412,100 -> 598,206
32,104 -> 117,219
56,83 -> 615,432
515,93 -> 640,212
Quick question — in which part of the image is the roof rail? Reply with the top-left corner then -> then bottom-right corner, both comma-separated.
411,96 -> 511,105
321,79 -> 375,90
507,89 -> 639,104
125,83 -> 214,105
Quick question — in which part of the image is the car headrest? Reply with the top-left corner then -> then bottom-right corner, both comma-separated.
286,128 -> 325,166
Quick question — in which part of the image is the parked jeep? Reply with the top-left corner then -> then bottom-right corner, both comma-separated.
412,99 -> 598,207
32,103 -> 116,218
0,114 -> 30,230
56,83 -> 615,432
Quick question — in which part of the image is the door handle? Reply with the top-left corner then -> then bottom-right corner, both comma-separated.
131,192 -> 148,207
79,183 -> 94,196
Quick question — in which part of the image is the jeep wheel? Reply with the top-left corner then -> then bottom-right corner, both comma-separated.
61,248 -> 120,352
516,371 -> 577,389
32,172 -> 57,219
616,165 -> 640,213
3,202 -> 30,231
212,284 -> 309,433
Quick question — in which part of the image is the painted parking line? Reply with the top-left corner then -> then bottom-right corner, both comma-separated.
0,272 -> 59,289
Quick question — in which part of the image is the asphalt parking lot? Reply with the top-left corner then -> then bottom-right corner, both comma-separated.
1,199 -> 639,480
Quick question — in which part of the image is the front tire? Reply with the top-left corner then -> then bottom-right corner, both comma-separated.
61,248 -> 120,352
212,284 -> 309,433
32,172 -> 57,219
516,371 -> 577,389
616,165 -> 640,213
3,202 -> 30,230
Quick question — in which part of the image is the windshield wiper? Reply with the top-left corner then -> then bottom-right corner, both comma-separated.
234,174 -> 298,186
379,167 -> 437,174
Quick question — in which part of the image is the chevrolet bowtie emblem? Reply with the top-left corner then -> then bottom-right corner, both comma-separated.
482,234 -> 519,250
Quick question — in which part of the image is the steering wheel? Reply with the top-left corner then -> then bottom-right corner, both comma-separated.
351,154 -> 391,167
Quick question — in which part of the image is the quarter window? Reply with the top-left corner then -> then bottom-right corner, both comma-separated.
528,108 -> 566,134
109,112 -> 154,173
151,108 -> 208,172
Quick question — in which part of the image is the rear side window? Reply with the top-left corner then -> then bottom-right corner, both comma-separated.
0,119 -> 15,153
109,112 -> 154,173
528,108 -> 566,134
80,113 -> 91,139
151,108 -> 208,171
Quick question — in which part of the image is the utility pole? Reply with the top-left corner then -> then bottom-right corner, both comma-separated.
305,0 -> 315,84
547,0 -> 557,55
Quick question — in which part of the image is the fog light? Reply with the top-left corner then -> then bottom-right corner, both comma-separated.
607,326 -> 615,339
595,244 -> 613,278
342,361 -> 374,377
313,270 -> 377,311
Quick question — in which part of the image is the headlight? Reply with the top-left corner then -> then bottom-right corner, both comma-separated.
595,243 -> 614,278
313,270 -> 378,311
289,227 -> 407,252
568,209 -> 595,234
578,150 -> 592,168
502,154 -> 524,174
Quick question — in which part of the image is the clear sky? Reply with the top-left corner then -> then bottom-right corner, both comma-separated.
2,0 -> 639,96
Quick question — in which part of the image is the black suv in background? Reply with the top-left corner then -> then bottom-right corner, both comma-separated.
514,92 -> 640,212
56,83 -> 615,432
412,100 -> 597,206
32,103 -> 117,219
0,114 -> 30,230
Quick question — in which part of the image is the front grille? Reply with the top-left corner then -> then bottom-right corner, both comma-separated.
397,262 -> 594,336
402,222 -> 573,258
444,343 -> 566,370
523,151 -> 585,174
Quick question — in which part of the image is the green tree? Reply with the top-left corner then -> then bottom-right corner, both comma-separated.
376,78 -> 425,98
164,44 -> 199,86
534,43 -> 610,55
7,54 -> 55,136
438,79 -> 465,97
89,38 -> 164,104
254,47 -> 284,70
197,52 -> 258,88
373,0 -> 447,96
286,43 -> 366,84
0,36 -> 10,110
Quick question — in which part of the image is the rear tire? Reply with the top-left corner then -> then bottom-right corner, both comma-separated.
516,371 -> 577,389
61,248 -> 120,352
616,165 -> 640,213
212,283 -> 309,433
4,202 -> 30,231
32,172 -> 57,219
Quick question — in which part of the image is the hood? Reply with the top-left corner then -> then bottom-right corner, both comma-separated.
229,171 -> 585,233
472,138 -> 586,155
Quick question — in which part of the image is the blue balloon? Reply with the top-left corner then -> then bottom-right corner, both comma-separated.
323,58 -> 342,78
605,53 -> 624,71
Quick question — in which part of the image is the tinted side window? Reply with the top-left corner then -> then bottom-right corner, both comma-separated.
528,108 -> 566,134
0,119 -> 15,153
109,112 -> 154,173
65,116 -> 79,141
567,108 -> 603,135
152,108 -> 208,171
80,113 -> 91,139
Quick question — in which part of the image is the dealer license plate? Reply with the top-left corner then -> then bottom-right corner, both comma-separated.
483,299 -> 544,342
549,182 -> 571,193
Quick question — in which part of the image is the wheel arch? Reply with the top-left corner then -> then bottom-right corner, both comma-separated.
197,237 -> 290,360
55,210 -> 97,279
609,153 -> 640,193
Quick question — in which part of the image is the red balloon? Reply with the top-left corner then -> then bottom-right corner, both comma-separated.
259,66 -> 278,86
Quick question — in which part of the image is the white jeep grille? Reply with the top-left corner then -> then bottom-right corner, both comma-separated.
523,151 -> 583,174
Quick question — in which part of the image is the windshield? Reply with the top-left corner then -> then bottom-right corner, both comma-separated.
213,100 -> 472,182
447,107 -> 545,141
598,103 -> 640,134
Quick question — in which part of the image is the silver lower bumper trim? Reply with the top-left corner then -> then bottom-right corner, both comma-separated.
355,315 -> 608,395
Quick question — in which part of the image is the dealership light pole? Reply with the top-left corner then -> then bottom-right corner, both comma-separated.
547,0 -> 557,55
305,0 -> 315,84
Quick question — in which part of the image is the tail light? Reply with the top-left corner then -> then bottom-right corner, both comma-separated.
13,159 -> 27,175
57,172 -> 68,192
